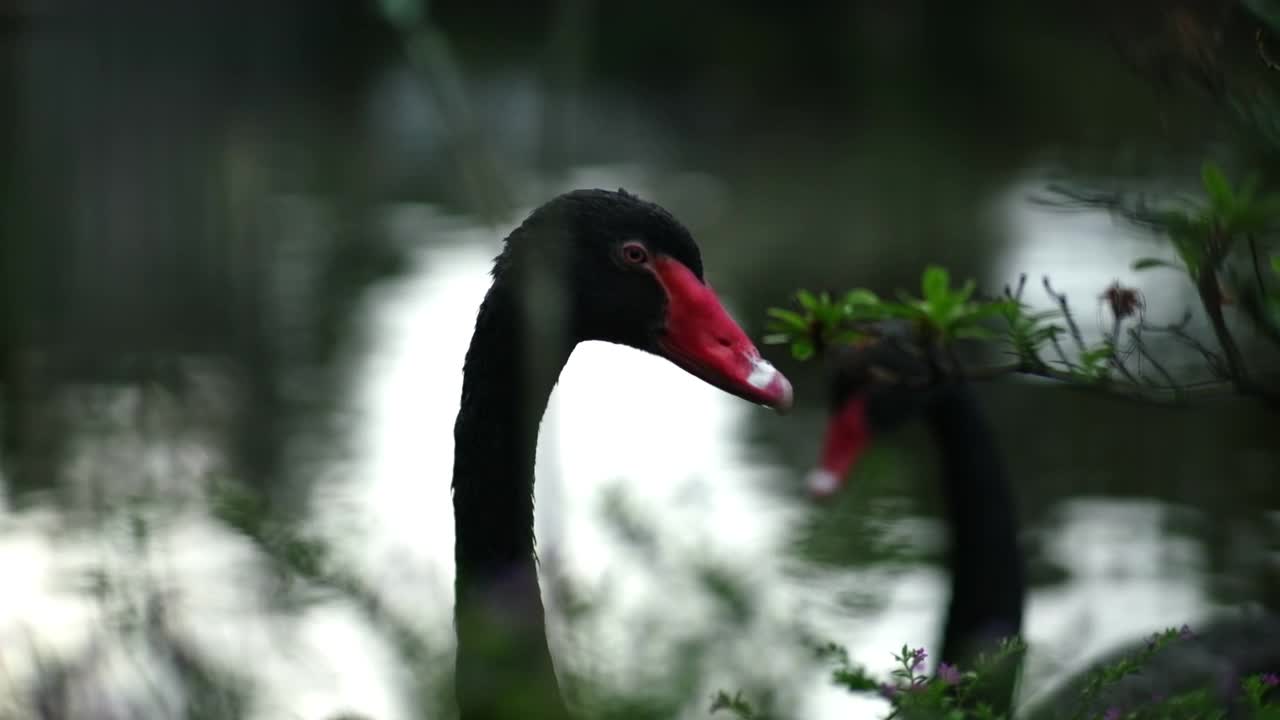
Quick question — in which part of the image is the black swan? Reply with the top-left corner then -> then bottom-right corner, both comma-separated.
807,335 -> 1280,717
804,332 -> 1026,713
450,189 -> 793,720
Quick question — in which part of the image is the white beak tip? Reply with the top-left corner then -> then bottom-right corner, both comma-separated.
806,469 -> 841,497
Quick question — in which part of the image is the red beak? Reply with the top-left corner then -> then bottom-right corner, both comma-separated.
651,256 -> 793,413
806,394 -> 872,498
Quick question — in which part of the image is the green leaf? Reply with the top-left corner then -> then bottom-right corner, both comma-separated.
1169,233 -> 1205,275
1132,257 -> 1182,272
1202,161 -> 1233,210
847,301 -> 894,322
927,296 -> 959,329
812,301 -> 839,326
956,279 -> 976,304
922,265 -> 950,304
878,301 -> 926,320
762,333 -> 791,345
766,308 -> 808,331
790,338 -> 815,361
1225,200 -> 1279,236
955,326 -> 998,340
829,329 -> 867,344
967,301 -> 1017,320
1271,255 -> 1280,276
796,289 -> 819,310
843,289 -> 879,306
1025,309 -> 1062,322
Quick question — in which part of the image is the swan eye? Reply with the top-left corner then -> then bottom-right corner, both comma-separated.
620,242 -> 649,265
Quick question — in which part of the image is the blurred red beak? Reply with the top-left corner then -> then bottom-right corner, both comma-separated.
806,394 -> 872,498
652,256 -> 793,413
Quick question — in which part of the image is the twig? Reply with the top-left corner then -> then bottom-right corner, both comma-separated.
1109,346 -> 1143,387
959,361 -> 1272,408
1128,328 -> 1182,397
1139,311 -> 1228,377
1106,313 -> 1123,354
1101,310 -> 1149,387
1029,184 -> 1179,233
1248,235 -> 1268,293
1043,276 -> 1089,355
1195,231 -> 1252,388
964,362 -> 1187,406
1004,273 -> 1028,303
1046,333 -> 1075,372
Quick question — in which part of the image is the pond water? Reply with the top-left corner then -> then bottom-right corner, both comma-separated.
2,44 -> 1278,720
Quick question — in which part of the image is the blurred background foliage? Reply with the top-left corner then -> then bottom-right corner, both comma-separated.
1,0 -> 1278,718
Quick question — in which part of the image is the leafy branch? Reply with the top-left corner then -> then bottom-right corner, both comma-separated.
764,266 -> 1013,364
712,629 -> 1279,720
766,163 -> 1280,409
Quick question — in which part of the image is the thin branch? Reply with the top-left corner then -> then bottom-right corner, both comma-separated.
1004,273 -> 1028,304
1043,276 -> 1089,354
1239,235 -> 1280,351
1128,328 -> 1182,397
1029,184 -> 1183,233
1106,313 -> 1123,354
1109,344 -> 1145,387
958,360 -> 1278,408
964,361 -> 1188,406
1139,310 -> 1228,377
1101,310 -> 1149,388
1249,235 -> 1268,293
1195,232 -> 1252,388
1046,333 -> 1075,372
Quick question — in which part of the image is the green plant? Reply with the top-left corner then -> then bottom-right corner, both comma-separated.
995,287 -> 1062,368
764,289 -> 865,360
1025,161 -> 1280,405
765,162 -> 1280,408
713,629 -> 1279,720
1131,163 -> 1280,278
764,266 -> 1013,362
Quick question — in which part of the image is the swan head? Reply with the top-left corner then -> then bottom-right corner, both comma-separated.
807,327 -> 946,499
497,188 -> 793,413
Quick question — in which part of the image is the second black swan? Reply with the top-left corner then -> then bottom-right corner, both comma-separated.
805,333 -> 1027,713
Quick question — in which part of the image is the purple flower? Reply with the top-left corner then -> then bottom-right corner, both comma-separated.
879,683 -> 899,700
1178,624 -> 1194,639
1263,672 -> 1279,687
938,663 -> 962,685
910,648 -> 928,673
1103,707 -> 1122,720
